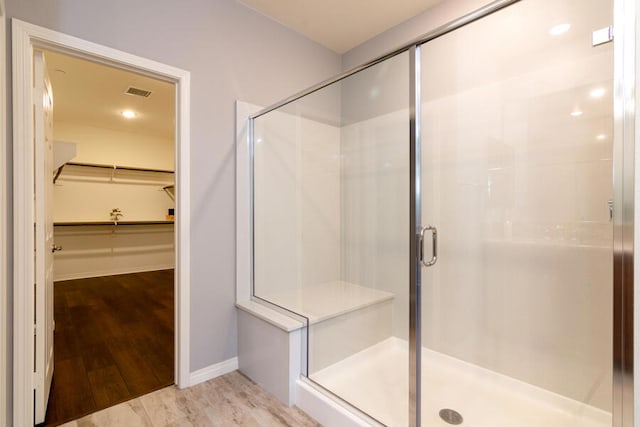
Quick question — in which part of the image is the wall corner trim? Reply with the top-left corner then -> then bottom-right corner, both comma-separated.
188,357 -> 239,387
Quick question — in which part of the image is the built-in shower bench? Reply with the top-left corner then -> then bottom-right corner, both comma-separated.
237,281 -> 394,406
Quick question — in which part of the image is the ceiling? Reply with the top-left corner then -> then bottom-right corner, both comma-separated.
236,0 -> 444,53
44,50 -> 175,140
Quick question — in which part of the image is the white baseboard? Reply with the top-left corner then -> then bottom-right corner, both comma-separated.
189,357 -> 238,387
53,264 -> 175,281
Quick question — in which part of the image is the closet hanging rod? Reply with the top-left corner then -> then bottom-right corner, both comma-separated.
65,161 -> 174,174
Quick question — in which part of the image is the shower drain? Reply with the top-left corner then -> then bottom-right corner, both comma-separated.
439,408 -> 463,425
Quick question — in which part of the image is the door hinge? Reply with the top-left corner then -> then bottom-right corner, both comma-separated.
593,25 -> 613,46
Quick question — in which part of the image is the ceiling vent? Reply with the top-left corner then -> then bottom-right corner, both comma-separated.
125,86 -> 152,98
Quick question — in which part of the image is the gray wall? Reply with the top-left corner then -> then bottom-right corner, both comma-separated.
4,0 -> 340,386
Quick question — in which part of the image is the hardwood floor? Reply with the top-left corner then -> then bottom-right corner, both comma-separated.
45,270 -> 174,427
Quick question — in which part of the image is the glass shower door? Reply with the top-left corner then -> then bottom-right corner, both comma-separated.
419,0 -> 614,425
304,51 -> 413,426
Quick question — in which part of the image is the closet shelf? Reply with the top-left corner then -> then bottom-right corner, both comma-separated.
54,161 -> 175,185
54,221 -> 174,226
64,161 -> 174,174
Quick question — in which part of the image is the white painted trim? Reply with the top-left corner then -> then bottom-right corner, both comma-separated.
12,19 -> 191,426
0,1 -> 7,426
12,20 -> 34,427
175,66 -> 191,392
188,357 -> 238,387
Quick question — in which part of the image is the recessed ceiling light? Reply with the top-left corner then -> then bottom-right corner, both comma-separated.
570,110 -> 583,117
122,110 -> 136,119
549,23 -> 571,36
596,134 -> 607,140
590,87 -> 606,98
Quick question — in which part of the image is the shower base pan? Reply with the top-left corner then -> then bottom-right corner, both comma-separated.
310,337 -> 611,427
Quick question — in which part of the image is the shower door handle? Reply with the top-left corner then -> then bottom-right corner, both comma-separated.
419,225 -> 437,267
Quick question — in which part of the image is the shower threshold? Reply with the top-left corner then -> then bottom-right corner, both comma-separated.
310,338 -> 611,427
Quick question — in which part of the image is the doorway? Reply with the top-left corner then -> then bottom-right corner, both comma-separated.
12,19 -> 191,427
41,49 -> 177,426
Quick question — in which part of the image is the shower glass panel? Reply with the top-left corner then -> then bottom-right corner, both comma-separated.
253,52 -> 411,425
420,0 -> 613,426
252,83 -> 344,309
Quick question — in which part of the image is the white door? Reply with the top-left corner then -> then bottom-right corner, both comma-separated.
34,49 -> 55,424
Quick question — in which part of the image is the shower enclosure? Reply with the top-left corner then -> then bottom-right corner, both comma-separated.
246,0 -> 634,425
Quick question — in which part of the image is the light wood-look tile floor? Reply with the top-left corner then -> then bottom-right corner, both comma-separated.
58,371 -> 321,427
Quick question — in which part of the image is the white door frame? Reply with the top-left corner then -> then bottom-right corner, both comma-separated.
0,2 -> 7,427
12,19 -> 191,427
